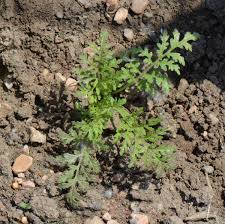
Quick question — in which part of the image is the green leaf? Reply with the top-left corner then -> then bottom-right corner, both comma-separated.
19,202 -> 32,210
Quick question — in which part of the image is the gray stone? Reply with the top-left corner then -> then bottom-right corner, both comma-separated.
56,11 -> 64,19
202,165 -> 214,174
104,189 -> 113,199
124,28 -> 134,41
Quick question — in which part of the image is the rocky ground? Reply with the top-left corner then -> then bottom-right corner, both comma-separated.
0,0 -> 225,223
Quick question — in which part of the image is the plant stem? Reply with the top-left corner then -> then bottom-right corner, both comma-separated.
71,150 -> 84,192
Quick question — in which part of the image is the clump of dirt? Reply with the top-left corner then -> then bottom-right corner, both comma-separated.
0,0 -> 224,223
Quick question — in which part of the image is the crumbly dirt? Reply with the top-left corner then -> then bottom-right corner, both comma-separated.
0,0 -> 225,223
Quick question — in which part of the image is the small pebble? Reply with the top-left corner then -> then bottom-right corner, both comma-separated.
17,173 -> 25,178
114,8 -> 128,24
21,216 -> 29,224
22,180 -> 35,188
12,154 -> 33,174
104,189 -> 113,199
30,127 -> 46,144
203,131 -> 208,138
49,170 -> 54,174
4,80 -> 13,89
22,145 -> 30,154
131,0 -> 149,14
12,182 -> 19,190
65,78 -> 78,92
103,212 -> 112,221
130,213 -> 149,224
203,165 -> 214,174
131,183 -> 139,190
56,11 -> 64,19
124,28 -> 134,41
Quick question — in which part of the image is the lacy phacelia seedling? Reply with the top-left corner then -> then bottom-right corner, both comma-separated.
57,30 -> 198,205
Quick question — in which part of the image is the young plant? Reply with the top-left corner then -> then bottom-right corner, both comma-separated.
58,30 -> 198,206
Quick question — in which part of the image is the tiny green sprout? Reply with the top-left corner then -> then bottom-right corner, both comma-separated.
58,30 -> 197,206
19,202 -> 32,210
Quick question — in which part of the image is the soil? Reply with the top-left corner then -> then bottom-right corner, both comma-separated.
0,0 -> 225,223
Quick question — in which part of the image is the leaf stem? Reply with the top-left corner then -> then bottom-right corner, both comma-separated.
71,149 -> 84,192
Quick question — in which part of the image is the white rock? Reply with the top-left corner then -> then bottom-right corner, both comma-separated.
30,127 -> 46,144
22,145 -> 30,154
124,28 -> 134,41
21,216 -> 29,224
4,80 -> 13,89
203,165 -> 214,174
203,131 -> 208,138
114,8 -> 128,24
17,173 -> 25,178
103,212 -> 112,221
131,0 -> 149,14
